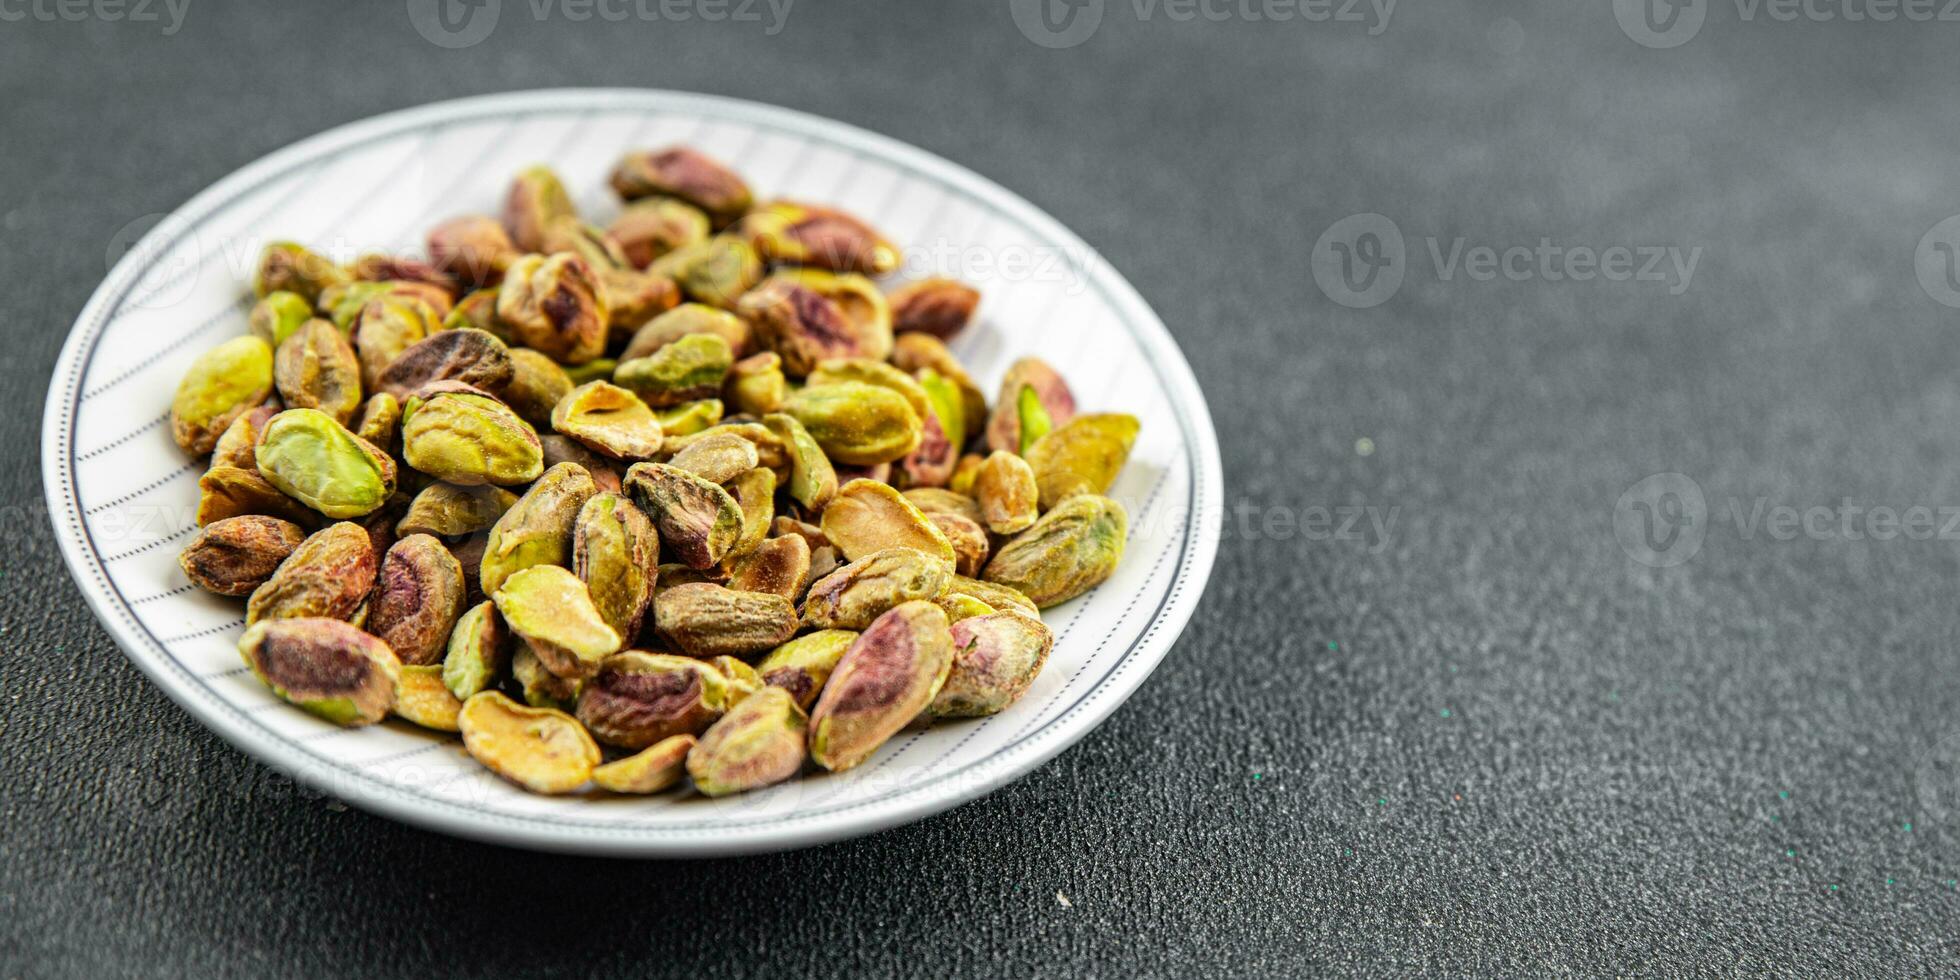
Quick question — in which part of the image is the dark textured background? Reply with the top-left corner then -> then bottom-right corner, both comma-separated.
6,0 -> 1960,974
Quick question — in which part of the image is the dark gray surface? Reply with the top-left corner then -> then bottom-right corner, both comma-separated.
5,0 -> 1960,974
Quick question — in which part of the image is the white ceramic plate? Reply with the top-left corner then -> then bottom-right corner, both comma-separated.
41,89 -> 1220,856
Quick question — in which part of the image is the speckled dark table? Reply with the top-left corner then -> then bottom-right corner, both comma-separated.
6,0 -> 1960,974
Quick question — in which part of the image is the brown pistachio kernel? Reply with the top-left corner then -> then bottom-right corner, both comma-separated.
249,291 -> 315,347
929,611 -> 1055,718
494,564 -> 622,681
321,280 -> 453,329
239,617 -> 400,726
650,399 -> 723,437
377,328 -> 512,400
598,267 -> 682,341
935,592 -> 995,623
986,357 -> 1078,454
179,515 -> 307,596
948,452 -> 985,496
539,435 -> 622,493
211,404 -> 281,470
351,298 -> 434,392
245,522 -> 377,624
650,236 -> 762,310
496,253 -> 609,365
654,562 -> 715,591
888,278 -> 980,340
622,462 -> 743,570
610,146 -> 754,228
253,241 -> 348,303
458,691 -> 600,795
666,431 -> 758,484
397,483 -> 517,537
755,629 -> 857,710
687,687 -> 808,797
271,320 -> 361,425
479,462 -> 598,596
807,358 -> 931,420
443,600 -> 511,700
740,201 -> 899,276
368,534 -> 467,666
502,165 -> 577,253
982,494 -> 1127,608
394,664 -> 464,732
573,492 -> 659,640
653,582 -> 799,659
621,303 -> 752,362
351,254 -> 456,295
723,466 -> 777,563
550,381 -> 665,460
974,451 -> 1040,535
352,393 -> 401,450
608,197 -> 712,268
801,547 -> 954,630
429,216 -> 520,286
726,351 -> 786,416
613,332 -> 733,408
540,214 -> 630,269
903,487 -> 985,525
196,465 -> 319,528
947,575 -> 1041,618
513,645 -> 585,710
739,271 -> 893,377
808,601 -> 956,772
781,382 -> 922,466
1025,413 -> 1141,509
172,336 -> 274,455
576,651 -> 732,749
929,512 -> 990,577
892,334 -> 988,443
820,480 -> 956,564
726,532 -> 811,601
400,384 -> 544,486
808,544 -> 842,584
591,734 -> 697,794
499,348 -> 574,428
254,409 -> 397,518
835,461 -> 892,486
898,394 -> 958,490
770,516 -> 828,552
762,413 -> 838,511
708,656 -> 764,705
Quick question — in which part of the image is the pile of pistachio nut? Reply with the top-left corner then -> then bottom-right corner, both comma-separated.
168,146 -> 1139,797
